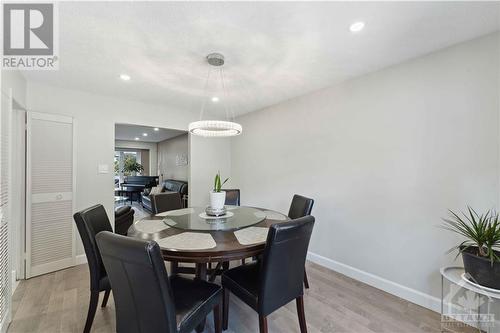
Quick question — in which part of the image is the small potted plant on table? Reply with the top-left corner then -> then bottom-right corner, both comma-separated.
442,207 -> 500,289
209,171 -> 229,211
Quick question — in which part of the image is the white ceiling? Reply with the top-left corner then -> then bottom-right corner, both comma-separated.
22,2 -> 500,117
115,124 -> 186,143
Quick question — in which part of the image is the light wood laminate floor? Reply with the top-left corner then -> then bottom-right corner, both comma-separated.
8,261 -> 466,333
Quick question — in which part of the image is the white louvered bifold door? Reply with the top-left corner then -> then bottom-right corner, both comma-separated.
26,112 -> 75,278
0,89 -> 13,332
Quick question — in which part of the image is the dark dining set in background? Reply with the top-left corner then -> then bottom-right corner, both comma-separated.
74,191 -> 315,333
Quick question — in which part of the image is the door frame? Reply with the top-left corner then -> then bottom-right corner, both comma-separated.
25,111 -> 77,278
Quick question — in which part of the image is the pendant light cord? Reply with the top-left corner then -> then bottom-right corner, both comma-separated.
199,66 -> 212,121
220,66 -> 236,121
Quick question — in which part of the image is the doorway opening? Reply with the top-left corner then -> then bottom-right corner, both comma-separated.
114,124 -> 189,221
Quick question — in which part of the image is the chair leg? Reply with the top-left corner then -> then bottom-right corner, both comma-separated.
101,289 -> 111,307
170,261 -> 179,275
222,288 -> 229,330
222,261 -> 230,271
296,296 -> 308,333
303,269 -> 310,289
241,258 -> 246,265
214,303 -> 222,333
259,315 -> 268,333
195,263 -> 208,333
83,291 -> 99,333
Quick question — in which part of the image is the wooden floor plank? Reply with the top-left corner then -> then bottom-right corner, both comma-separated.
7,261 -> 464,333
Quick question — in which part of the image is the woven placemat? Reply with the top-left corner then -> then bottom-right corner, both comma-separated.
134,219 -> 170,233
234,227 -> 269,245
253,210 -> 287,221
157,232 -> 216,250
156,208 -> 195,217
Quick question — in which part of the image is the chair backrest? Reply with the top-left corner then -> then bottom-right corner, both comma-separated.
258,216 -> 315,316
114,206 -> 135,236
223,189 -> 240,206
73,204 -> 113,291
288,194 -> 314,219
152,192 -> 182,214
96,231 -> 177,333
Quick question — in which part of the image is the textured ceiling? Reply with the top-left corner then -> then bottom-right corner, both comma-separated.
22,2 -> 500,117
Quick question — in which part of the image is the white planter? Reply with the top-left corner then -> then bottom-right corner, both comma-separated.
210,191 -> 226,210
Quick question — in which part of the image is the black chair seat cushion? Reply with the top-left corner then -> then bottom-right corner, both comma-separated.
221,262 -> 260,311
171,276 -> 222,333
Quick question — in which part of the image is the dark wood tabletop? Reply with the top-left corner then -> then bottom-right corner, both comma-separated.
127,206 -> 290,264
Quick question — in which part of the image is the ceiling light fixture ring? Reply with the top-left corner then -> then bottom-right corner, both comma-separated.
189,53 -> 242,138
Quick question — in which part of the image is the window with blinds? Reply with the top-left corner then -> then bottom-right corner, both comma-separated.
0,90 -> 12,331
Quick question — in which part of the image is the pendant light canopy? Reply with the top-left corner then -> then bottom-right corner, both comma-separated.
188,53 -> 242,138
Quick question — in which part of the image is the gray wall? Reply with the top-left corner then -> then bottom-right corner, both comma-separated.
157,133 -> 189,181
190,135 -> 231,207
230,33 -> 500,310
26,82 -> 231,255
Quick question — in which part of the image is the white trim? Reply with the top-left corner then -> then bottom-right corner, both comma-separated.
25,113 -> 32,278
307,251 -> 441,313
29,258 -> 74,277
30,111 -> 72,124
11,271 -> 18,295
75,254 -> 87,265
72,118 -> 77,265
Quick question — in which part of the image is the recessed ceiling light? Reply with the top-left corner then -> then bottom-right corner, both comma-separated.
142,133 -> 148,137
349,21 -> 365,33
153,127 -> 159,131
134,137 -> 139,140
211,96 -> 219,102
120,74 -> 131,81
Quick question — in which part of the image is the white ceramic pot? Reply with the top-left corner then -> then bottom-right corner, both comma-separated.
210,191 -> 226,210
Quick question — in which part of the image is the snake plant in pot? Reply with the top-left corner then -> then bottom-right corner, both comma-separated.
442,207 -> 500,289
209,171 -> 229,210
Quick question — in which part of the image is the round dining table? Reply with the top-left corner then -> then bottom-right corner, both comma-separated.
128,205 -> 290,280
127,206 -> 290,332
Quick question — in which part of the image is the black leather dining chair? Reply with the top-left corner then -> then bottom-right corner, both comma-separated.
73,204 -> 113,333
152,191 -> 183,214
222,189 -> 243,265
95,231 -> 223,333
114,205 -> 135,236
288,194 -> 314,288
223,189 -> 240,206
221,216 -> 315,333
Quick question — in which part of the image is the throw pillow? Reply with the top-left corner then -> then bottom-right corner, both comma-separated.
150,185 -> 163,195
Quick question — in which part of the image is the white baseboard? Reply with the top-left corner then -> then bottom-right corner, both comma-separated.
11,270 -> 18,295
75,254 -> 87,265
307,252 -> 441,313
